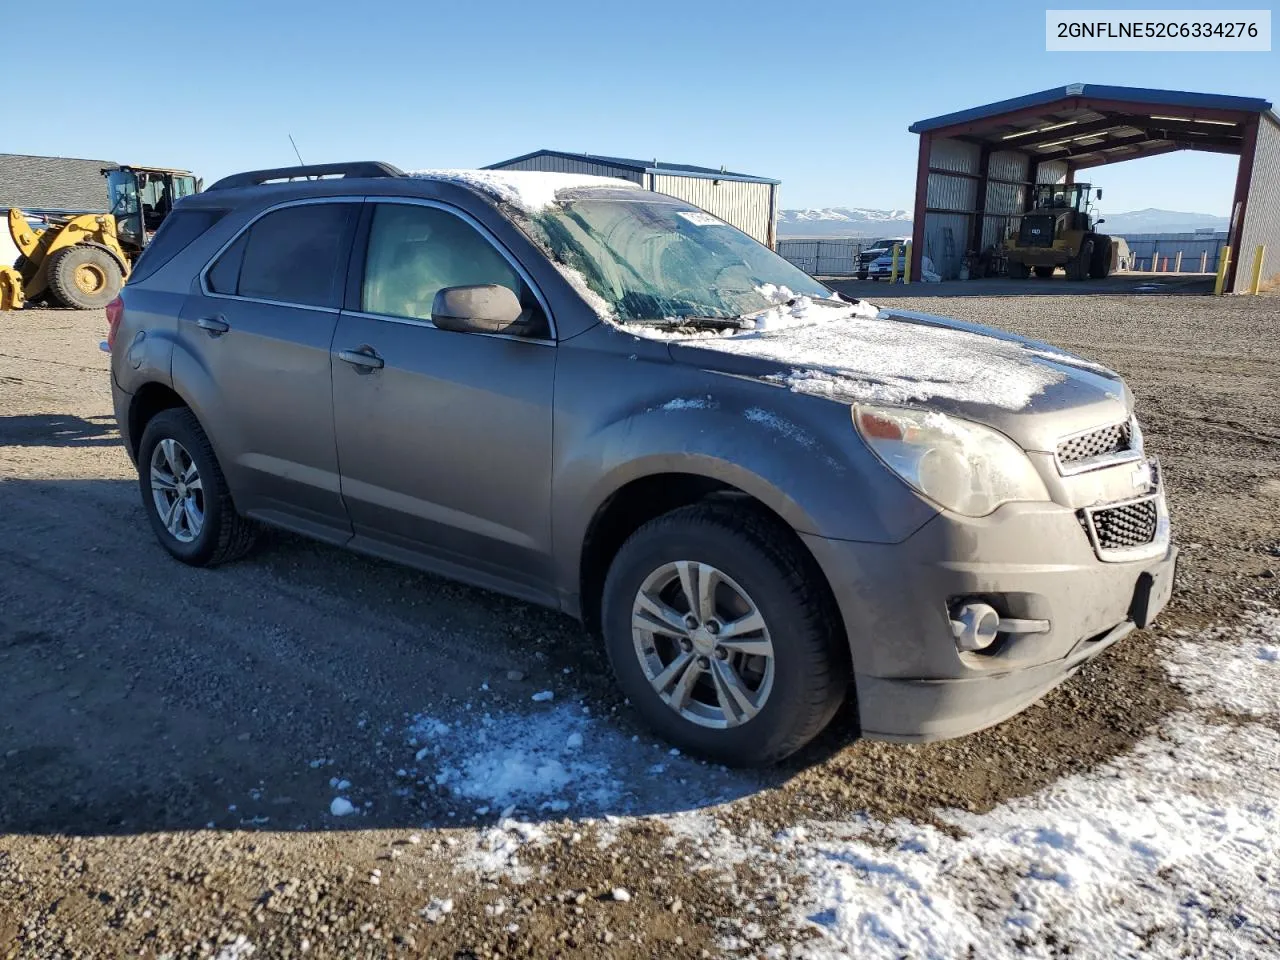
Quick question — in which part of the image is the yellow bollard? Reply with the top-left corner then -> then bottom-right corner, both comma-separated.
1249,245 -> 1266,294
890,244 -> 901,284
1214,246 -> 1232,295
903,241 -> 912,284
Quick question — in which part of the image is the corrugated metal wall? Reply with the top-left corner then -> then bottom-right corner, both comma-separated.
983,151 -> 1030,250
1035,160 -> 1069,185
649,175 -> 776,246
492,155 -> 644,184
1235,114 -> 1280,292
923,138 -> 981,279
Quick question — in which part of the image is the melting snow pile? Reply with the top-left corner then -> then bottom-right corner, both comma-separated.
407,704 -> 623,813
736,605 -> 1280,958
406,169 -> 637,214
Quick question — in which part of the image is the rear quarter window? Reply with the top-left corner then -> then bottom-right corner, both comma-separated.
127,208 -> 228,285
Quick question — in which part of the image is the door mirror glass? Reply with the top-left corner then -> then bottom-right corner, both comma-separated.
432,284 -> 524,333
1095,218 -> 1106,226
1095,188 -> 1102,200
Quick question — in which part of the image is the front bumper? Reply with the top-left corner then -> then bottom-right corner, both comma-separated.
802,498 -> 1176,742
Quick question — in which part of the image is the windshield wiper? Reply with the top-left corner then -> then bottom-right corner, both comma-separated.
628,316 -> 754,331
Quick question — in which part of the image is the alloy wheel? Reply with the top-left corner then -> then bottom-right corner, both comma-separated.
631,561 -> 775,729
149,438 -> 204,543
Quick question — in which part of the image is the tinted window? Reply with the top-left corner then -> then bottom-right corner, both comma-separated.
128,208 -> 227,285
362,204 -> 546,336
214,203 -> 357,308
206,232 -> 247,294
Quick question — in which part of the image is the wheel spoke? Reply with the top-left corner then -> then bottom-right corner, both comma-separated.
711,660 -> 759,725
186,476 -> 203,493
674,561 -> 699,620
651,649 -> 695,694
160,438 -> 182,478
634,593 -> 690,637
717,610 -> 766,640
163,496 -> 184,535
696,563 -> 719,624
666,655 -> 702,711
181,461 -> 199,484
150,467 -> 177,491
182,498 -> 202,536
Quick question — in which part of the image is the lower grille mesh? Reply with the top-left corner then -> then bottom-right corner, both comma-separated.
1086,499 -> 1159,550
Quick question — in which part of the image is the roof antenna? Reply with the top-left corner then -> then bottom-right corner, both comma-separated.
288,134 -> 306,166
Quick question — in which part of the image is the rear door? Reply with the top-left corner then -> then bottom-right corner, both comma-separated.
174,199 -> 360,541
330,199 -> 557,599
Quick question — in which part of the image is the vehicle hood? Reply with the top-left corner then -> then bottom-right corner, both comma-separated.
664,307 -> 1132,453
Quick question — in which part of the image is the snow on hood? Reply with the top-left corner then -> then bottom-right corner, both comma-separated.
675,310 -> 1079,411
406,169 -> 639,214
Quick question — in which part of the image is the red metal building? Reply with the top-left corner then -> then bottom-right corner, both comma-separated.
907,84 -> 1279,291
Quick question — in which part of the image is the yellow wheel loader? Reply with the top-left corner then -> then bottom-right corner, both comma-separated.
1,165 -> 199,310
1004,183 -> 1113,282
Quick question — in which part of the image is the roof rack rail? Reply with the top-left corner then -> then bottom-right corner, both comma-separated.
204,161 -> 405,192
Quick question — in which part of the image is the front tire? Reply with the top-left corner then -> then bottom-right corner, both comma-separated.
1007,261 -> 1030,279
137,408 -> 257,566
47,245 -> 123,309
601,503 -> 848,766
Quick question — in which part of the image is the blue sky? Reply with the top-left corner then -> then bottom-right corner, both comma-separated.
18,0 -> 1277,215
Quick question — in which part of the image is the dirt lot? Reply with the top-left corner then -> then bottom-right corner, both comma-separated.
2,293 -> 1278,958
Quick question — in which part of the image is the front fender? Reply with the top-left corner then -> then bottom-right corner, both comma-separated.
550,332 -> 938,591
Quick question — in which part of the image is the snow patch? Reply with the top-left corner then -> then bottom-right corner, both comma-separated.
660,397 -> 713,411
406,169 -> 637,214
407,705 -> 622,812
329,797 -> 356,817
767,609 -> 1280,958
744,407 -> 816,448
705,315 -> 1070,410
1165,606 -> 1280,717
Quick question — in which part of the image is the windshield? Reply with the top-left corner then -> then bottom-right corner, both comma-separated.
521,195 -> 830,322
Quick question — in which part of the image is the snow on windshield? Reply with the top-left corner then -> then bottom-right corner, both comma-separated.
406,169 -> 639,214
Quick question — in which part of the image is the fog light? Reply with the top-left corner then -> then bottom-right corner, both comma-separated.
951,602 -> 1000,652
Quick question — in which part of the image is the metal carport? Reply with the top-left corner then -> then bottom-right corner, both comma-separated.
907,84 -> 1279,291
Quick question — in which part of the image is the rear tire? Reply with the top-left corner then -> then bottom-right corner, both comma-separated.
1033,265 -> 1055,278
137,408 -> 257,567
1007,261 -> 1030,279
47,245 -> 123,310
600,503 -> 849,766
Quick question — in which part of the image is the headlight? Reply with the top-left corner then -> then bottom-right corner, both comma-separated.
853,405 -> 1050,517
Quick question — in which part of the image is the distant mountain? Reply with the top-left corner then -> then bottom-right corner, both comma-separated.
778,207 -> 913,238
777,205 -> 1229,239
1099,208 -> 1229,235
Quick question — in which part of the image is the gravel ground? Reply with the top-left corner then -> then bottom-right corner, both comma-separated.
2,292 -> 1278,958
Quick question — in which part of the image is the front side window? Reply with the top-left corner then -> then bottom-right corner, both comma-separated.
516,195 -> 830,323
209,203 -> 357,308
361,204 -> 547,336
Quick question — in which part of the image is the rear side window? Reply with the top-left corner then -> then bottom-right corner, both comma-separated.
128,208 -> 227,285
207,203 -> 357,309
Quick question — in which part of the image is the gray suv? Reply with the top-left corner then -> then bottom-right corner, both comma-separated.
105,161 -> 1177,765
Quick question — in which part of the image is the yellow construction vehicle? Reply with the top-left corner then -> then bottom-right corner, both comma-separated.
1,164 -> 199,310
1003,183 -> 1113,281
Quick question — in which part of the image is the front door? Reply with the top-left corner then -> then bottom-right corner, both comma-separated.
331,200 -> 557,598
176,200 -> 360,540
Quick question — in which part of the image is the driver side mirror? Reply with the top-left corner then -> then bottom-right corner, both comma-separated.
432,284 -> 524,334
1095,218 -> 1106,226
1095,188 -> 1102,200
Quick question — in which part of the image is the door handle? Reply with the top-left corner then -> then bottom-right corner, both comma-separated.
196,316 -> 230,335
337,348 -> 385,370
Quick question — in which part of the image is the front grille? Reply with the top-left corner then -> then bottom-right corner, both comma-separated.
1057,421 -> 1133,465
1083,498 -> 1159,551
1018,216 -> 1055,248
